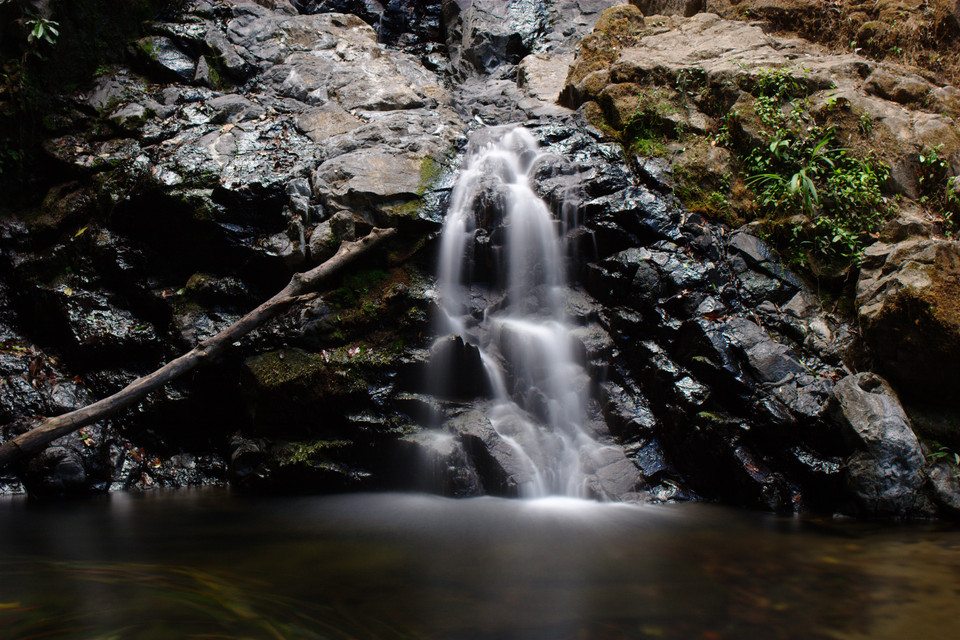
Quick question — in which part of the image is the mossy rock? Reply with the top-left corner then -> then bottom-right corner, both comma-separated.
564,4 -> 647,89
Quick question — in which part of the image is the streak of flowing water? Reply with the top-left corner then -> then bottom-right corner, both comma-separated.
436,127 -> 603,497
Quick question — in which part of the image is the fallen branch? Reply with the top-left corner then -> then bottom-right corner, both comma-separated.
0,227 -> 398,470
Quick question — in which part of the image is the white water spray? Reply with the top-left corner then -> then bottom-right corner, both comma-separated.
436,127 -> 605,498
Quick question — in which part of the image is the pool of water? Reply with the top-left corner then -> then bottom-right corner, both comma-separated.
1,490 -> 958,639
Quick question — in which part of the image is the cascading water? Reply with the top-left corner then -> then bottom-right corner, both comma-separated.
435,126 -> 608,498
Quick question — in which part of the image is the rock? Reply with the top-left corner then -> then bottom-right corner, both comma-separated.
864,67 -> 933,105
429,335 -> 491,399
632,0 -> 704,17
228,435 -> 269,489
856,238 -> 960,402
207,94 -> 265,124
450,410 -> 533,496
311,148 -> 432,222
517,52 -> 575,104
395,430 -> 483,497
828,373 -> 931,517
585,445 -> 641,499
927,460 -> 960,516
203,28 -> 252,80
878,206 -> 935,243
727,230 -> 803,298
295,103 -> 363,142
134,36 -> 197,82
307,210 -> 356,262
22,446 -> 88,497
445,1 -> 548,74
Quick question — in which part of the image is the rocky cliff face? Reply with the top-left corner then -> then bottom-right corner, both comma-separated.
0,0 -> 958,518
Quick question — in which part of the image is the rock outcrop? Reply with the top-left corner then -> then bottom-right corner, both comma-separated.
857,239 -> 960,403
1,0 -> 958,517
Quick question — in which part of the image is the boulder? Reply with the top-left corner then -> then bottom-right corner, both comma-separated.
133,36 -> 197,82
856,239 -> 960,403
828,373 -> 931,517
395,430 -> 483,497
449,410 -> 534,496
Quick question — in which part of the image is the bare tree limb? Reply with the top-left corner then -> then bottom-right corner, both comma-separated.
0,227 -> 398,470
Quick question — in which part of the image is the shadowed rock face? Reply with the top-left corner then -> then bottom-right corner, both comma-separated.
0,0 -> 957,516
857,239 -> 960,403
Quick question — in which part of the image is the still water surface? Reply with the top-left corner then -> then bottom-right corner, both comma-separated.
1,490 -> 958,640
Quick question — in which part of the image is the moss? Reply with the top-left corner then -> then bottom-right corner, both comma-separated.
383,199 -> 422,219
566,4 -> 647,87
696,411 -> 731,425
419,156 -> 441,188
275,439 -> 352,467
330,268 -> 390,308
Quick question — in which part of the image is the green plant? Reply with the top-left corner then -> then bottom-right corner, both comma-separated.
746,131 -> 839,215
744,125 -> 891,270
754,67 -> 804,102
25,14 -> 59,47
927,442 -> 960,479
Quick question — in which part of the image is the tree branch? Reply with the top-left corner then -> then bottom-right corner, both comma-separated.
0,227 -> 398,470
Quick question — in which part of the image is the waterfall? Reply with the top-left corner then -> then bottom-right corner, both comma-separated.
435,126 -> 602,498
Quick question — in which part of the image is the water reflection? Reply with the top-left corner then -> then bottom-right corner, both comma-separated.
1,490 -> 959,639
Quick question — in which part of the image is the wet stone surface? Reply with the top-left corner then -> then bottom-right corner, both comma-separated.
0,0 -> 954,516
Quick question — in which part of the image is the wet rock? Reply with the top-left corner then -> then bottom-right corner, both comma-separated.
450,409 -> 531,496
22,446 -> 88,497
927,460 -> 960,516
828,373 -> 931,517
207,94 -> 265,124
394,430 -> 483,497
728,231 -> 803,293
586,445 -> 641,500
429,335 -> 491,400
133,36 -> 197,82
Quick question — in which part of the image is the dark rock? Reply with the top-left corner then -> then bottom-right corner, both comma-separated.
828,373 -> 932,518
446,1 -> 550,75
394,430 -> 483,497
588,446 -> 641,499
624,437 -> 672,482
430,335 -> 492,400
22,446 -> 88,497
207,94 -> 265,124
451,409 -> 530,496
133,36 -> 197,82
856,239 -> 960,403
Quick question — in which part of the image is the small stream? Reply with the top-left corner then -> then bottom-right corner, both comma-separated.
1,490 -> 959,640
